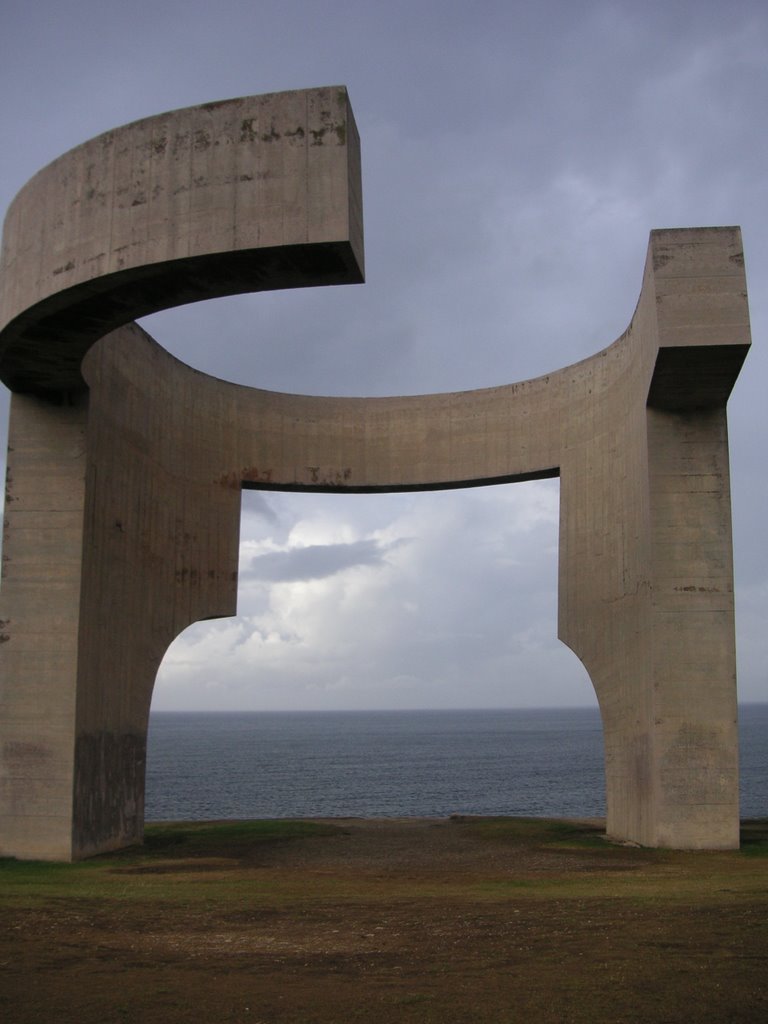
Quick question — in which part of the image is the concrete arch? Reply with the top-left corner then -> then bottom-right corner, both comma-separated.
0,88 -> 751,859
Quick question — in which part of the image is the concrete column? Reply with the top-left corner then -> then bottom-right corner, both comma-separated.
0,393 -> 88,859
646,406 -> 739,848
69,330 -> 242,859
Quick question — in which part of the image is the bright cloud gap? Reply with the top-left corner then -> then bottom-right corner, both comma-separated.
152,480 -> 595,712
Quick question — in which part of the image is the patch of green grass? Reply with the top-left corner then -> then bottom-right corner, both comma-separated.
459,815 -> 610,849
3,818 -> 766,911
0,819 -> 345,904
140,818 -> 342,856
0,855 -> 100,882
739,819 -> 768,856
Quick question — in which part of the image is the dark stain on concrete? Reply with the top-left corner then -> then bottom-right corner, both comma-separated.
72,731 -> 146,857
52,260 -> 76,276
193,129 -> 212,151
240,118 -> 256,142
261,123 -> 281,143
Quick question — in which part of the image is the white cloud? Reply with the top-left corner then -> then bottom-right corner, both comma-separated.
152,480 -> 591,710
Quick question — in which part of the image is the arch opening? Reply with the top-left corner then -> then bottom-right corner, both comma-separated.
147,481 -> 601,824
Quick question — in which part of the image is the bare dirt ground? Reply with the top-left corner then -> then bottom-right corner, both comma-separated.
2,816 -> 767,1024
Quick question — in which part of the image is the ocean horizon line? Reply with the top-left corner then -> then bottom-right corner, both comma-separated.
149,701 -> 767,715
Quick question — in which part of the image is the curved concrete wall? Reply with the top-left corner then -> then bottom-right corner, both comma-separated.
0,86 -> 363,395
0,88 -> 751,859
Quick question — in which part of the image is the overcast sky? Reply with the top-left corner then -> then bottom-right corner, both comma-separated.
1,0 -> 766,711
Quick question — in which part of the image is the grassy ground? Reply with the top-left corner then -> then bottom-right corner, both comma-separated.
1,816 -> 767,1023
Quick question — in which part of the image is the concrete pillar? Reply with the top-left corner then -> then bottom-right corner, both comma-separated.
0,394 -> 88,859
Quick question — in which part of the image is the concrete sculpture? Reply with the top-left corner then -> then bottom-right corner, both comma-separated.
0,87 -> 751,860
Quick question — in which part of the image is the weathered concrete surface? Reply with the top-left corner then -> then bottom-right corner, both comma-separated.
0,88 -> 751,859
0,395 -> 87,859
0,86 -> 364,859
0,86 -> 363,396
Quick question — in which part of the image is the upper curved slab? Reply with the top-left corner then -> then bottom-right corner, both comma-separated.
0,86 -> 363,395
74,226 -> 750,498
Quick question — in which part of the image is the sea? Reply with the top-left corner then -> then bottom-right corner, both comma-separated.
145,703 -> 768,822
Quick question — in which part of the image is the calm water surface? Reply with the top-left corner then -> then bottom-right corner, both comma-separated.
145,704 -> 768,822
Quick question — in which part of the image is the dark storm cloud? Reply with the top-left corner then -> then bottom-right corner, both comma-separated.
240,490 -> 279,524
242,538 -> 393,583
